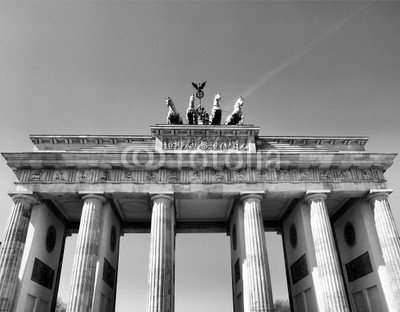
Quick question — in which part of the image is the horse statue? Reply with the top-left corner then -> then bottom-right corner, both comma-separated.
224,97 -> 244,125
186,94 -> 198,125
166,97 -> 183,124
210,93 -> 222,125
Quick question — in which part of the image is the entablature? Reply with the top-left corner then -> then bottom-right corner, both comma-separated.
12,167 -> 387,185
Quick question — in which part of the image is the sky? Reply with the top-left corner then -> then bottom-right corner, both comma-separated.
0,1 -> 400,311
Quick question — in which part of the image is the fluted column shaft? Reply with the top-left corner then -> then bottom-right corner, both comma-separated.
306,191 -> 349,312
242,194 -> 273,312
147,194 -> 175,312
67,194 -> 106,312
0,195 -> 36,312
368,191 -> 400,308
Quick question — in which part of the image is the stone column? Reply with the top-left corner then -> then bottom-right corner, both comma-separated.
305,191 -> 349,312
241,193 -> 274,312
67,194 -> 106,312
147,194 -> 175,312
0,194 -> 36,312
368,190 -> 400,308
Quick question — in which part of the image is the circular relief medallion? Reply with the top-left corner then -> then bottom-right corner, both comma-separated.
110,226 -> 117,252
289,224 -> 297,249
344,222 -> 356,247
46,225 -> 57,253
232,224 -> 237,250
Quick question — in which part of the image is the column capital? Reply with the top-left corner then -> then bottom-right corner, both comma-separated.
240,192 -> 264,203
304,190 -> 331,203
150,193 -> 174,203
367,189 -> 393,202
81,194 -> 106,204
11,194 -> 37,205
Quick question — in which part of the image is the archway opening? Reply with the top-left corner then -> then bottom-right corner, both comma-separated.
175,233 -> 232,312
57,234 -> 77,308
116,234 -> 150,312
265,232 -> 290,309
55,231 -> 289,311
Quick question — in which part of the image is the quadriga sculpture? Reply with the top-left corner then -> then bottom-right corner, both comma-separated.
186,94 -> 198,125
166,97 -> 183,124
224,97 -> 244,125
210,93 -> 222,125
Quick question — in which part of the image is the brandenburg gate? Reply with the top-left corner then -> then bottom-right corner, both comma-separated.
0,121 -> 399,311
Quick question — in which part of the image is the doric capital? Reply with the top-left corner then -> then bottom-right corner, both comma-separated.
11,194 -> 37,206
367,189 -> 393,203
240,192 -> 264,204
304,190 -> 331,203
150,193 -> 174,204
81,194 -> 106,205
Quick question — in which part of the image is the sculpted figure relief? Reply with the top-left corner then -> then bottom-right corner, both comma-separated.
30,170 -> 43,181
163,136 -> 247,151
225,97 -> 244,125
210,93 -> 222,125
166,97 -> 183,125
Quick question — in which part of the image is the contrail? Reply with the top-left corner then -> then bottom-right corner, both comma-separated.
240,2 -> 372,100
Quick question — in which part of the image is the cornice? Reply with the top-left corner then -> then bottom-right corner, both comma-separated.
2,151 -> 396,171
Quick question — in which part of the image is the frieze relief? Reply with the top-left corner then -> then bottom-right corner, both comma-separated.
232,169 -> 249,182
21,168 -> 386,184
162,137 -> 248,151
212,170 -> 227,182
